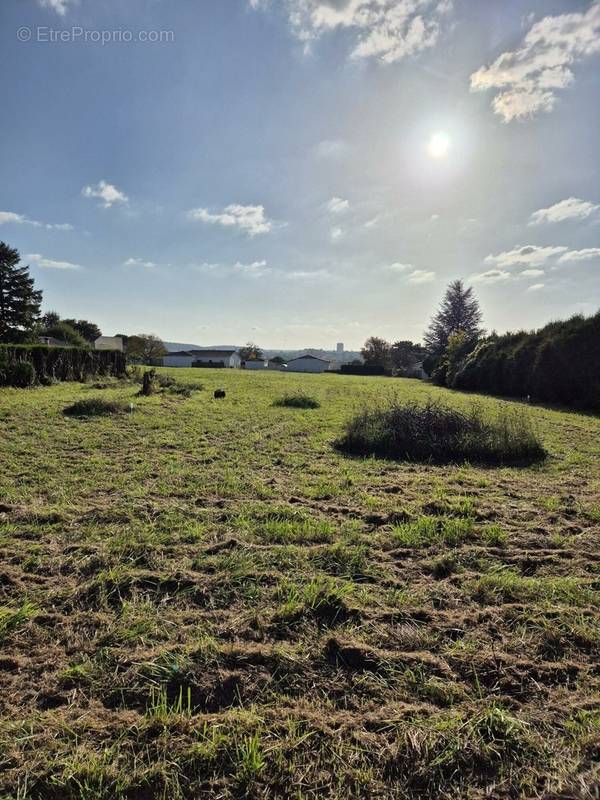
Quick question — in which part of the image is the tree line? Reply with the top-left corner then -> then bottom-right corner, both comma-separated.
0,241 -> 169,362
359,278 -> 598,410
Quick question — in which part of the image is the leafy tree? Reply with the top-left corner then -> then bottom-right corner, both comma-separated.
63,318 -> 102,343
390,340 -> 426,372
424,280 -> 484,356
126,334 -> 168,363
270,355 -> 286,365
239,342 -> 263,361
41,321 -> 88,348
0,242 -> 42,342
361,336 -> 391,368
41,310 -> 61,327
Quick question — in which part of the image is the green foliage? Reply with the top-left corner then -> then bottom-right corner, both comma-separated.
273,392 -> 320,409
335,399 -> 546,465
452,311 -> 600,410
361,336 -> 392,369
424,279 -> 484,356
0,242 -> 43,342
0,344 -> 125,387
126,334 -> 168,364
239,342 -> 264,361
39,320 -> 89,347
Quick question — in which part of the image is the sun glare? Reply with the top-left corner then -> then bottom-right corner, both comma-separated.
428,132 -> 451,159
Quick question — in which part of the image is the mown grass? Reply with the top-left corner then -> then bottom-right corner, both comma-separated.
0,368 -> 599,799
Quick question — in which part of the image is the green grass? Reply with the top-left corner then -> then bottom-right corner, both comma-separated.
392,515 -> 476,547
0,368 -> 599,798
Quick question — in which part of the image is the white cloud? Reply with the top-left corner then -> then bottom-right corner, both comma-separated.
529,197 -> 600,225
558,248 -> 600,262
314,139 -> 352,159
485,245 -> 567,268
527,283 -> 545,291
327,197 -> 350,214
471,4 -> 600,121
386,262 -> 413,272
407,268 -> 436,284
285,269 -> 332,281
82,180 -> 129,209
330,226 -> 343,241
233,259 -> 270,277
471,268 -> 511,283
124,258 -> 157,268
520,268 -> 545,278
188,204 -> 273,237
0,210 -> 72,230
27,253 -> 81,270
255,0 -> 453,64
38,0 -> 74,15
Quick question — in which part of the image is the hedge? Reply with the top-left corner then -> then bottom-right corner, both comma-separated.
451,311 -> 600,411
0,345 -> 126,388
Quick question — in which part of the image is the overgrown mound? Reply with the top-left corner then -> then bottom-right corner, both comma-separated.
273,393 -> 320,409
63,398 -> 131,417
335,400 -> 546,465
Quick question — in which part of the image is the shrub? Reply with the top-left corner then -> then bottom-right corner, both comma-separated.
334,400 -> 546,465
63,398 -> 131,417
3,360 -> 36,388
0,344 -> 125,387
451,311 -> 600,410
273,393 -> 320,409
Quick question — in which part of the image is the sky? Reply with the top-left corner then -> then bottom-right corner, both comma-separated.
1,0 -> 599,349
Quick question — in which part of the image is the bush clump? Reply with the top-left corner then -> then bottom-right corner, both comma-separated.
64,398 -> 131,417
334,400 -> 546,465
273,393 -> 320,409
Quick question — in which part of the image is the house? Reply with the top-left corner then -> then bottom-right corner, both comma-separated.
39,335 -> 71,347
95,336 -> 124,352
286,354 -> 330,373
163,349 -> 241,368
242,358 -> 268,370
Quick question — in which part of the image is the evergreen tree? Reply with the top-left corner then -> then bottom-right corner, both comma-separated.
424,279 -> 484,355
0,242 -> 42,342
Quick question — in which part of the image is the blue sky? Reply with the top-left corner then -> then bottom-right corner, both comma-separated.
1,0 -> 599,348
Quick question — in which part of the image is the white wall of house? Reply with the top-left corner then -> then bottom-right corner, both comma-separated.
163,351 -> 241,368
163,354 -> 196,368
94,336 -> 124,352
286,356 -> 330,373
192,352 -> 241,368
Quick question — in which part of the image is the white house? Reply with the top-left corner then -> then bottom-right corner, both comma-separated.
163,349 -> 241,368
286,354 -> 330,373
94,336 -> 124,352
242,358 -> 268,370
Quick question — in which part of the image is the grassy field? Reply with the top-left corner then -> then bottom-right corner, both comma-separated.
0,368 -> 599,799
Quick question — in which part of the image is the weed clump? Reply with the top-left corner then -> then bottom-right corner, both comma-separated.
273,392 -> 320,409
335,399 -> 546,465
63,398 -> 131,417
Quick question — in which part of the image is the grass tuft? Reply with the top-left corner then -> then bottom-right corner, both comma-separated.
64,398 -> 131,417
273,392 -> 320,409
335,399 -> 546,465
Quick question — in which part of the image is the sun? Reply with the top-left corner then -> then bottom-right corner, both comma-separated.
428,132 -> 451,159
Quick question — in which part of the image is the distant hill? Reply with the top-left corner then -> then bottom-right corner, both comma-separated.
162,342 -> 361,361
163,342 -> 239,352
